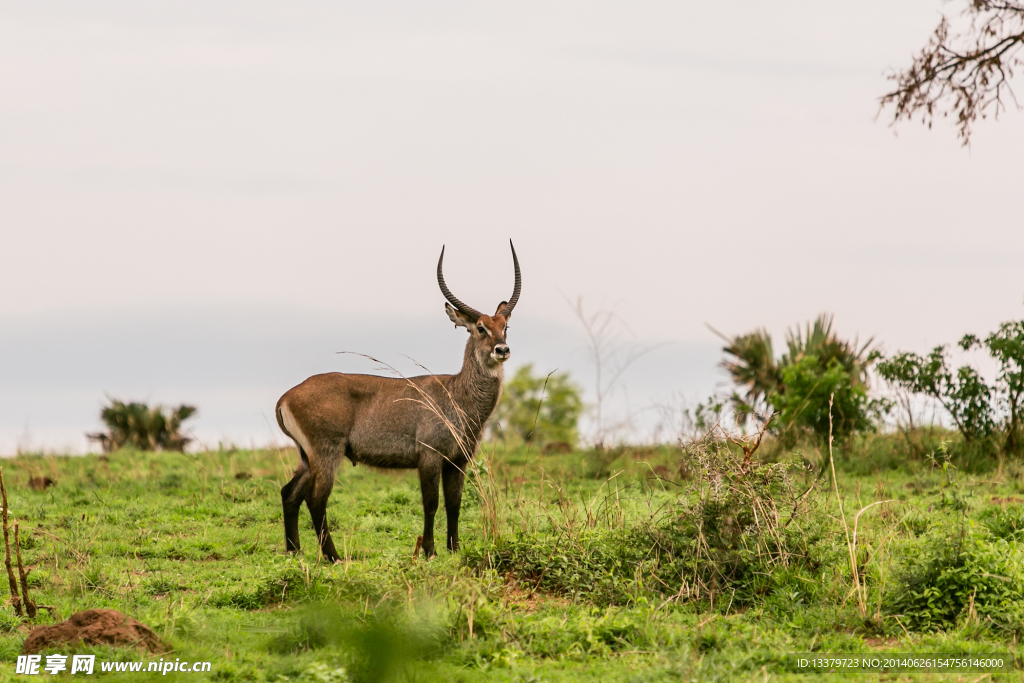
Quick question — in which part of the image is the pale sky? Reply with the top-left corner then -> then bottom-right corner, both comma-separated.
2,2 -> 1022,452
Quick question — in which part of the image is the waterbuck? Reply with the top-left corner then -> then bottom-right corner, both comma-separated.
275,242 -> 521,560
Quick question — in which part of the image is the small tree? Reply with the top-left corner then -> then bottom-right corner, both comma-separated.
886,315 -> 1024,455
964,321 -> 1024,454
87,400 -> 197,452
571,298 -> 664,448
491,364 -> 583,448
877,345 -> 996,445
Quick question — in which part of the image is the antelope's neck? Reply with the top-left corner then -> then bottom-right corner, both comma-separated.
450,345 -> 504,436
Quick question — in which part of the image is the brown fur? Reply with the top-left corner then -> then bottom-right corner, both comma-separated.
27,476 -> 54,491
277,303 -> 512,561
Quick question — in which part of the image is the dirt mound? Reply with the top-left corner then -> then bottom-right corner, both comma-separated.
24,609 -> 165,654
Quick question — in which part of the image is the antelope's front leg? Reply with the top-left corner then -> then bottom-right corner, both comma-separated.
442,461 -> 465,552
418,461 -> 441,559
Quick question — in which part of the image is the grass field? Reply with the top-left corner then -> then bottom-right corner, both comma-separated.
2,435 -> 1024,682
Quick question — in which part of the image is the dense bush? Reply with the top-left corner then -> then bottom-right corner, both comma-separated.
87,399 -> 197,452
467,434 -> 824,608
490,363 -> 583,448
888,522 -> 1024,631
768,356 -> 876,444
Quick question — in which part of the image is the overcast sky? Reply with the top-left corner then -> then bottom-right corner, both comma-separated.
2,2 -> 1022,453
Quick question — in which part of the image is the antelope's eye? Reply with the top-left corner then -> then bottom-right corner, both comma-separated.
477,325 -> 486,334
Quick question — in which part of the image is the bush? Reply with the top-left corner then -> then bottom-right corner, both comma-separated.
87,399 -> 197,452
269,605 -> 445,683
768,355 -> 877,444
888,523 -> 1024,631
636,433 -> 823,604
467,432 -> 823,608
491,363 -> 582,448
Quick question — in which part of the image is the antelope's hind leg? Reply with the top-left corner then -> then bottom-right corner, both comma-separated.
281,449 -> 313,552
305,452 -> 343,563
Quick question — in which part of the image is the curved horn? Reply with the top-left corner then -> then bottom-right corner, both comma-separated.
498,240 -> 521,319
437,246 -> 483,321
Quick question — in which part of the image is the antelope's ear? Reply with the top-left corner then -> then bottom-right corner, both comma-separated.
494,301 -> 509,320
445,303 -> 473,329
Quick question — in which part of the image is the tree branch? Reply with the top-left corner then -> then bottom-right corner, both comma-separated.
880,0 -> 1024,145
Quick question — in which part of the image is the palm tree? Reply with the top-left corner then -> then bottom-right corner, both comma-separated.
713,326 -> 780,423
714,314 -> 877,425
781,314 -> 876,388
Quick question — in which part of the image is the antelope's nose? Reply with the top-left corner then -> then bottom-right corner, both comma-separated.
494,344 -> 510,359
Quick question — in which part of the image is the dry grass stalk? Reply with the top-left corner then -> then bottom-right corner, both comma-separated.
827,394 -> 897,618
0,468 -> 22,616
827,395 -> 860,614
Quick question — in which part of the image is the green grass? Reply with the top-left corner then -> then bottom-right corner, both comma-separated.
1,436 -> 1024,681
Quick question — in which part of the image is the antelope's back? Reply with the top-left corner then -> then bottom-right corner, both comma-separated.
277,372 -> 454,461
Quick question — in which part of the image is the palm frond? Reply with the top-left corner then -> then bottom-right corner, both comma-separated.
718,328 -> 780,417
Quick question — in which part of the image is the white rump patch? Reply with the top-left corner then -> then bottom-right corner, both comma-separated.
280,402 -> 314,457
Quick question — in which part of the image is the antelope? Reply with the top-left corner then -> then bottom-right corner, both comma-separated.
275,242 -> 521,560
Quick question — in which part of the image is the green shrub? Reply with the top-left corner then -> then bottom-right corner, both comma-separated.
980,505 -> 1024,542
468,528 -> 635,605
467,434 -> 824,608
888,523 -> 1024,631
86,399 -> 197,452
768,356 -> 877,444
